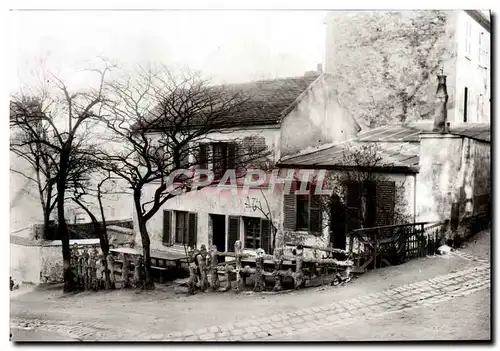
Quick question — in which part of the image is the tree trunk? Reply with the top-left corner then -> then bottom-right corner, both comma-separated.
58,193 -> 75,293
134,192 -> 154,290
42,207 -> 50,240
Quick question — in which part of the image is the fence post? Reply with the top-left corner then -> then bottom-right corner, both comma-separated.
234,240 -> 243,293
209,245 -> 220,291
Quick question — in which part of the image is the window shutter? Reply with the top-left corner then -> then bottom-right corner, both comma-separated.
309,195 -> 322,234
228,216 -> 240,252
364,181 -> 377,228
260,219 -> 271,254
187,212 -> 197,248
199,144 -> 208,169
162,210 -> 171,246
345,181 -> 362,208
227,143 -> 236,170
345,181 -> 362,232
375,181 -> 396,227
283,194 -> 296,231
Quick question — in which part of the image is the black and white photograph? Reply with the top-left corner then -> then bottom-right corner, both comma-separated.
6,4 -> 492,343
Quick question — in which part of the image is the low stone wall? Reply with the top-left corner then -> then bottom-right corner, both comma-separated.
39,239 -> 102,284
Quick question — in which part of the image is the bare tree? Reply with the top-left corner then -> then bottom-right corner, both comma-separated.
101,66 -> 270,289
69,163 -> 126,289
10,63 -> 113,292
10,97 -> 58,239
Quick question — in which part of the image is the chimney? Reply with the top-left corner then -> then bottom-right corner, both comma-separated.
317,63 -> 323,74
432,75 -> 449,133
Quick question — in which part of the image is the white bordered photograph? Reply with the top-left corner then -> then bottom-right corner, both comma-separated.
7,6 -> 491,343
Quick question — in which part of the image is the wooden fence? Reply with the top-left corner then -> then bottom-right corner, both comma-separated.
347,221 -> 446,271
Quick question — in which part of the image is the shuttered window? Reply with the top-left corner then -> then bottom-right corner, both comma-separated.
228,216 -> 240,252
282,181 -> 322,235
344,180 -> 395,231
162,210 -> 172,246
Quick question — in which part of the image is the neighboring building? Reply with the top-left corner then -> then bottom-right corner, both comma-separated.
324,10 -> 491,128
133,72 -> 361,254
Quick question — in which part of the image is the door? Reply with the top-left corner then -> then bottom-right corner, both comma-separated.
211,214 -> 226,252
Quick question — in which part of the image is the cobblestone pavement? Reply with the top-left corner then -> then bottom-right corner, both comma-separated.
11,250 -> 490,342
154,256 -> 489,342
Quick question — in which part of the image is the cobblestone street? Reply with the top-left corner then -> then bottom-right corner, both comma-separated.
158,260 -> 490,341
11,248 -> 490,342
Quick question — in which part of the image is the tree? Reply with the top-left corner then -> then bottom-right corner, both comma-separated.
10,63 -> 113,292
101,66 -> 270,289
328,10 -> 449,128
10,97 -> 58,239
69,165 -> 126,289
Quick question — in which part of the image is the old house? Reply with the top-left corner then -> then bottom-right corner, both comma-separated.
275,74 -> 490,254
132,71 -> 361,255
325,10 -> 491,128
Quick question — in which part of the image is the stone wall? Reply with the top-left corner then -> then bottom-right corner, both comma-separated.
39,239 -> 101,284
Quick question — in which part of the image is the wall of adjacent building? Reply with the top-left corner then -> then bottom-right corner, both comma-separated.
279,74 -> 359,159
453,11 -> 490,123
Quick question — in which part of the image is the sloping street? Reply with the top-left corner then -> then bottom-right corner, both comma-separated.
11,230 -> 490,342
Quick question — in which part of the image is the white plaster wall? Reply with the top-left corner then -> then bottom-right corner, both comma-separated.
280,75 -> 359,158
10,244 -> 41,285
134,185 -> 283,252
453,11 -> 490,123
10,154 -> 44,237
416,135 -> 464,222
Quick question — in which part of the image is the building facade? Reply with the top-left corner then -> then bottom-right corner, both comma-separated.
324,10 -> 491,128
133,73 -> 361,254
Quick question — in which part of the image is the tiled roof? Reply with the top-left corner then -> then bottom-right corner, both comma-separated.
278,122 -> 490,172
139,74 -> 320,129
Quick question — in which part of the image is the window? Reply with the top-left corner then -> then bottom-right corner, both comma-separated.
344,180 -> 395,230
478,32 -> 489,68
212,142 -> 237,179
465,21 -> 472,58
174,211 -> 197,247
283,182 -> 322,234
244,217 -> 261,249
296,195 -> 310,230
242,217 -> 271,252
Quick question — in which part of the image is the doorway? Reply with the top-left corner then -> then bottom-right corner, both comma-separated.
329,195 -> 347,250
211,214 -> 226,252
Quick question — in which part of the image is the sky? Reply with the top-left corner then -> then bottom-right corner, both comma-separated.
8,10 -> 327,91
